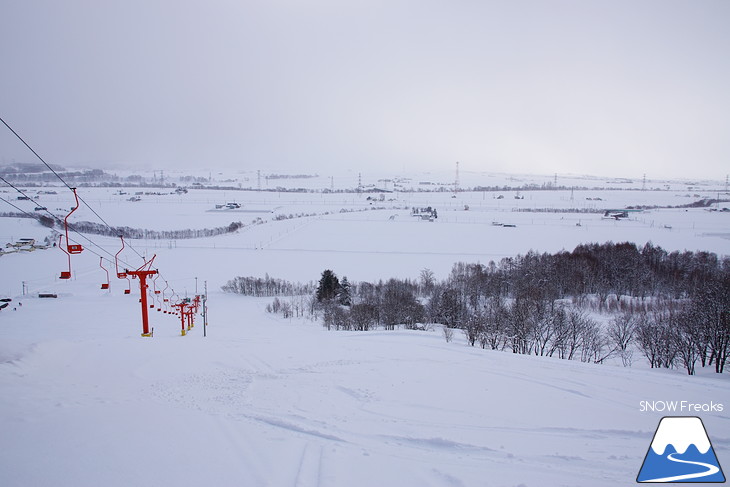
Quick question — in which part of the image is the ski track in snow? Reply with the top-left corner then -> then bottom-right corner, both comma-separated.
294,443 -> 323,487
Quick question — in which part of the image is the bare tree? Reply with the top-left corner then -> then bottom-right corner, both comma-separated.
442,325 -> 454,343
672,309 -> 700,375
463,311 -> 484,347
419,268 -> 436,297
580,319 -> 613,364
607,311 -> 641,366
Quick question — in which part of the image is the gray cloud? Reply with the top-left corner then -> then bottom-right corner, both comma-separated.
1,0 -> 728,178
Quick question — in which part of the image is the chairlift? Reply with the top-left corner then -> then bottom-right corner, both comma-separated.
100,257 -> 110,290
58,235 -> 71,279
114,236 -> 132,294
152,273 -> 161,294
152,277 -> 162,311
64,188 -> 83,254
115,236 -> 128,279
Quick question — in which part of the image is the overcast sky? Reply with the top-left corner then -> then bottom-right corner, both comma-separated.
1,0 -> 728,179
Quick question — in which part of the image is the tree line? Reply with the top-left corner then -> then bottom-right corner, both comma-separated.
221,274 -> 314,297
251,242 -> 729,375
0,211 -> 247,239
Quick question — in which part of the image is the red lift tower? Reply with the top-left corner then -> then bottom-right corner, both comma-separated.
126,255 -> 158,337
172,300 -> 190,336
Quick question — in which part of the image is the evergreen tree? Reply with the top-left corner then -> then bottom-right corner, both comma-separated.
316,269 -> 340,302
338,276 -> 352,306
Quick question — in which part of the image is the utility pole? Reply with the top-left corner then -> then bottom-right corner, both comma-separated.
257,170 -> 261,191
203,281 -> 208,337
642,173 -> 646,191
454,161 -> 460,195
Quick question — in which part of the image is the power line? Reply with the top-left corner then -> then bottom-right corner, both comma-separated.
1,116 -> 186,301
0,116 -> 72,189
0,176 -> 138,270
0,116 -> 147,261
1,195 -> 120,265
0,195 -> 41,217
1,189 -> 181,301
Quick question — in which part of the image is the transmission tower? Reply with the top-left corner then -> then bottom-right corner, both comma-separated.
454,161 -> 460,194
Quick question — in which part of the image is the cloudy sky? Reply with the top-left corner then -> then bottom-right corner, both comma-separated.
1,0 -> 728,178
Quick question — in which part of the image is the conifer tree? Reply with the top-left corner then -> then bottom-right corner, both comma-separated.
338,276 -> 352,306
316,269 -> 340,302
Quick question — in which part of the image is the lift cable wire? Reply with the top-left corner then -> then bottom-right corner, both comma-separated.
0,195 -> 37,216
0,174 -> 179,300
1,186 -> 181,300
0,177 -> 132,267
0,116 -> 71,189
1,116 -> 186,300
0,116 -> 147,262
0,194 -> 120,265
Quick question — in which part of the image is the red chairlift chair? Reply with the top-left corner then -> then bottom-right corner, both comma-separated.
153,275 -> 161,295
64,188 -> 83,254
59,235 -> 71,279
58,188 -> 85,278
162,281 -> 170,312
100,257 -> 110,290
114,236 -> 132,294
149,275 -> 163,311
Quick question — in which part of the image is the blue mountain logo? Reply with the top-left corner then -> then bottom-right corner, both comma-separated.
637,416 -> 725,483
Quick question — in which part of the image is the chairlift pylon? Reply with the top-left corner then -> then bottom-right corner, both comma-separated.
126,254 -> 158,337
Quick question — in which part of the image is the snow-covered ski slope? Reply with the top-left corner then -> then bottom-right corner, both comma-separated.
1,173 -> 728,486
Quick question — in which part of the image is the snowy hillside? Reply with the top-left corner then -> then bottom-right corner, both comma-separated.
1,177 -> 728,486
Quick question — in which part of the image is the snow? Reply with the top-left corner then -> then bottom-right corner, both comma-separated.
1,177 -> 729,486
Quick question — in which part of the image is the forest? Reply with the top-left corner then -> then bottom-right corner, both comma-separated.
224,242 -> 729,375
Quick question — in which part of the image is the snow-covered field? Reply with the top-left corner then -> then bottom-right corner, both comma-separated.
1,175 -> 729,486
